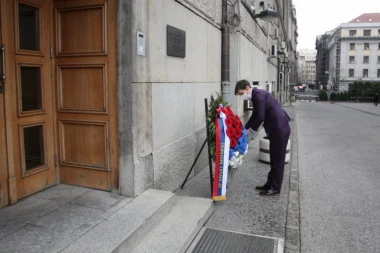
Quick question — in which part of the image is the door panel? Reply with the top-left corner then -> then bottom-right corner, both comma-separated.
58,64 -> 107,112
1,0 -> 56,201
56,4 -> 105,55
60,120 -> 108,169
54,0 -> 118,191
0,0 -> 117,207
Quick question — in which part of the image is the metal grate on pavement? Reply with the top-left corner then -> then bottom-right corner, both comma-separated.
190,228 -> 282,253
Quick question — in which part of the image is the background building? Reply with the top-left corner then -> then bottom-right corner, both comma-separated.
316,13 -> 380,92
298,49 -> 317,86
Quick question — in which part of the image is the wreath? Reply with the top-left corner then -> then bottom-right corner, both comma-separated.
207,93 -> 248,175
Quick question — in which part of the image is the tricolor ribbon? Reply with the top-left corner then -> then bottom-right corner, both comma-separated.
212,109 -> 230,201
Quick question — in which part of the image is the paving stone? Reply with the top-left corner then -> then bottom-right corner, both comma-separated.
285,226 -> 300,249
0,224 -> 72,253
0,196 -> 64,241
31,204 -> 103,234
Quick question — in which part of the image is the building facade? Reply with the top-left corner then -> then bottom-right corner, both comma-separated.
298,49 -> 316,85
0,0 -> 297,208
315,33 -> 330,89
316,13 -> 380,92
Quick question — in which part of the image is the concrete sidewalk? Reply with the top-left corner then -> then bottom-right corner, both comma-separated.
0,185 -> 132,252
177,105 -> 300,253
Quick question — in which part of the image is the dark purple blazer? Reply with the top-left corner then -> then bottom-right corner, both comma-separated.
245,89 -> 290,135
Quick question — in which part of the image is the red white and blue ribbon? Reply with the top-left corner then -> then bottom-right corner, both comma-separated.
212,109 -> 230,201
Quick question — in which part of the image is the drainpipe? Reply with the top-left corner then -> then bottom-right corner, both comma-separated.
277,56 -> 280,100
221,0 -> 230,103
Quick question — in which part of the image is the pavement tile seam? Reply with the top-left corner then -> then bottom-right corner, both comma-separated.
0,223 -> 27,241
29,204 -> 104,235
31,184 -> 93,203
284,245 -> 300,253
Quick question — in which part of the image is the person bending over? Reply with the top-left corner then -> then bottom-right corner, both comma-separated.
235,80 -> 291,196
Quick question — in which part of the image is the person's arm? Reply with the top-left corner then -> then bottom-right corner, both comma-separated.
245,92 -> 265,132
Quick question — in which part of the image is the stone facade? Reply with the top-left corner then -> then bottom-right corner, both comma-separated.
316,13 -> 380,92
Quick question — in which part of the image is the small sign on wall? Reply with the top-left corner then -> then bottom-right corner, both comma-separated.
167,25 -> 186,58
137,31 -> 146,56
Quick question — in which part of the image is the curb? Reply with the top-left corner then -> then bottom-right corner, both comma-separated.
284,106 -> 301,253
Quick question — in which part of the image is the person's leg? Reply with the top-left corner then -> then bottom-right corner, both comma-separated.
268,129 -> 290,192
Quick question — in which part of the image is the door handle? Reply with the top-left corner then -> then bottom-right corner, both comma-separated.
1,44 -> 5,83
0,44 -> 5,93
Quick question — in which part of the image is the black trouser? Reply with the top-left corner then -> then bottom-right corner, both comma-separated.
265,127 -> 291,192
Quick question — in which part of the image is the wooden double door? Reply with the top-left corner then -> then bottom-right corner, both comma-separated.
0,0 -> 118,208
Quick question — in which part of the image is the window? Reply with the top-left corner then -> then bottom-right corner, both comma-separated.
20,66 -> 42,111
364,43 -> 370,50
349,56 -> 355,64
23,125 -> 45,171
363,30 -> 371,36
378,43 -> 380,50
18,4 -> 40,51
349,30 -> 356,36
363,56 -> 369,63
349,69 -> 354,77
378,56 -> 380,63
378,29 -> 380,35
378,69 -> 380,78
363,69 -> 368,78
350,43 -> 355,50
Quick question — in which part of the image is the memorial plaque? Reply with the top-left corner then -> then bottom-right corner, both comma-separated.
167,25 -> 186,58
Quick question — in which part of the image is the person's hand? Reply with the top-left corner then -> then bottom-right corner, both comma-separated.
246,129 -> 252,135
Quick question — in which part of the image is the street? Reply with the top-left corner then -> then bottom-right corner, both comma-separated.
296,102 -> 380,252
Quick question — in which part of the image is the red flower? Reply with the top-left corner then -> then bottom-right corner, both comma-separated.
225,118 -> 233,127
223,106 -> 233,116
232,120 -> 240,129
221,106 -> 244,144
234,128 -> 242,139
226,128 -> 235,139
230,138 -> 237,148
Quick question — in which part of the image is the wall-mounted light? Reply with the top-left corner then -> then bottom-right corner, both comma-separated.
241,0 -> 278,22
254,8 -> 278,22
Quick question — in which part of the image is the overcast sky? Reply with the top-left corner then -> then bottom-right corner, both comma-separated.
292,0 -> 380,50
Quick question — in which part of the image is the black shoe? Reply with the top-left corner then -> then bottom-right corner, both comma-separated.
259,189 -> 280,196
255,185 -> 270,191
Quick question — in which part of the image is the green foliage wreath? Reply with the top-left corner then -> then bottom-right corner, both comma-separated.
206,93 -> 229,161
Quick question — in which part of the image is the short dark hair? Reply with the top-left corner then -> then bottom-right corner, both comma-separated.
235,79 -> 250,95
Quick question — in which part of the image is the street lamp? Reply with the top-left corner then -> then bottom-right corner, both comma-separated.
324,71 -> 329,82
324,71 -> 329,90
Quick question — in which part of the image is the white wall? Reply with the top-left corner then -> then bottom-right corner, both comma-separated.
124,0 -> 222,194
